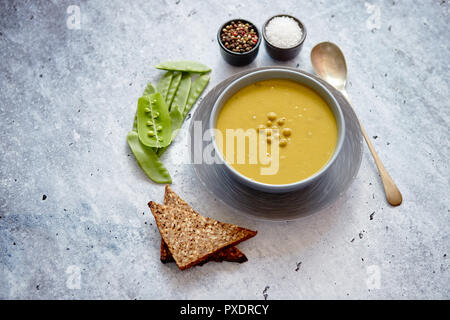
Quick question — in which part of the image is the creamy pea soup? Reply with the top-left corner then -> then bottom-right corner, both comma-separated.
216,79 -> 338,185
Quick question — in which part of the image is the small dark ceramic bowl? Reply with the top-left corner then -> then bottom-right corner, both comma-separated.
262,14 -> 307,61
217,18 -> 262,66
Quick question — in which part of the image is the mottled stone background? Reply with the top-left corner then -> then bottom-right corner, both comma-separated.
0,0 -> 449,299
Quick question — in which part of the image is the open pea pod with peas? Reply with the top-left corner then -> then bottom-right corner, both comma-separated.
156,107 -> 184,156
127,83 -> 172,184
136,93 -> 172,148
127,60 -> 211,184
133,82 -> 157,130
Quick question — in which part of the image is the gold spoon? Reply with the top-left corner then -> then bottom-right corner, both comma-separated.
311,42 -> 402,206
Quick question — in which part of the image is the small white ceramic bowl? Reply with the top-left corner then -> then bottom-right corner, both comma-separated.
210,68 -> 345,193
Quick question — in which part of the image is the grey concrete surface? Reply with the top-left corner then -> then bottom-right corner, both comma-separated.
0,0 -> 449,299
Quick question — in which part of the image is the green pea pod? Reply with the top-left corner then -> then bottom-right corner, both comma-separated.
156,107 -> 184,156
183,73 -> 210,117
156,74 -> 210,156
141,83 -> 164,153
134,83 -> 157,131
133,114 -> 138,132
155,60 -> 211,73
143,82 -> 157,97
171,73 -> 191,114
127,131 -> 172,184
137,93 -> 172,148
169,107 -> 183,140
156,71 -> 173,100
166,72 -> 182,107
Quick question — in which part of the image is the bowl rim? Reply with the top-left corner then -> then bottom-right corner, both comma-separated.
209,68 -> 346,192
262,14 -> 307,50
217,18 -> 262,56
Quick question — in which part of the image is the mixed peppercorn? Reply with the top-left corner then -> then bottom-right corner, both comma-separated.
220,21 -> 258,53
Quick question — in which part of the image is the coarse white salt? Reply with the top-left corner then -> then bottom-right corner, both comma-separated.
265,16 -> 303,48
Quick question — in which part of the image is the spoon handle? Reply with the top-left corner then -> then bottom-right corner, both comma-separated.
342,91 -> 403,206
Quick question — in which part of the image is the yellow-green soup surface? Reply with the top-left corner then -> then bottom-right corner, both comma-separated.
216,79 -> 338,185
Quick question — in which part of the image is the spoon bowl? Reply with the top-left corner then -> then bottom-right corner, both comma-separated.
310,42 -> 348,91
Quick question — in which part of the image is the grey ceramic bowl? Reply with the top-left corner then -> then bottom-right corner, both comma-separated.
209,68 -> 346,193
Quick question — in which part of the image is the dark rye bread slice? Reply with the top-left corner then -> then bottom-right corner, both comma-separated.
149,191 -> 257,270
160,186 -> 247,264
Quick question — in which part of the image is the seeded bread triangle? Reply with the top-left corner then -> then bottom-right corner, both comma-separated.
149,186 -> 257,270
149,202 -> 256,270
160,185 -> 247,264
